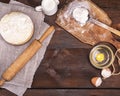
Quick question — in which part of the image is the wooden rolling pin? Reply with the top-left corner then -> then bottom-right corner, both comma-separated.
0,26 -> 55,86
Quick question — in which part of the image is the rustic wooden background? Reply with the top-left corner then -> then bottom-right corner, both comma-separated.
0,0 -> 120,96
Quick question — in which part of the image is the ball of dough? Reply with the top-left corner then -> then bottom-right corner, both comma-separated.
0,12 -> 34,45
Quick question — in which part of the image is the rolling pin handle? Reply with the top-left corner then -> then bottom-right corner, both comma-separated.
38,26 -> 55,43
0,79 -> 5,86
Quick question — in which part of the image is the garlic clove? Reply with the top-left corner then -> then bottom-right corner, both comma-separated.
91,77 -> 102,87
101,68 -> 112,78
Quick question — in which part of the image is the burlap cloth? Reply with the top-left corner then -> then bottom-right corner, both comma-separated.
0,0 -> 55,96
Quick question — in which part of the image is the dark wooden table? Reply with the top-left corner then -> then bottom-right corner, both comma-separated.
0,0 -> 120,96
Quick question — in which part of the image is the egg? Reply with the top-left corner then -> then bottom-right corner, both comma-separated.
101,68 -> 112,78
96,53 -> 105,62
91,77 -> 102,87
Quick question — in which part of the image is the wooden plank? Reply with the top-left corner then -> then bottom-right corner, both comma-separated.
24,89 -> 120,96
92,0 -> 120,10
46,9 -> 120,49
15,0 -> 120,10
0,88 -> 17,96
0,0 -> 9,3
0,0 -> 120,96
32,48 -> 120,88
1,88 -> 120,96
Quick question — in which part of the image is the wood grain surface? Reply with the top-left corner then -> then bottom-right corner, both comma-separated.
0,0 -> 120,96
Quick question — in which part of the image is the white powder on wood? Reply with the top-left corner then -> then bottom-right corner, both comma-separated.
72,7 -> 89,26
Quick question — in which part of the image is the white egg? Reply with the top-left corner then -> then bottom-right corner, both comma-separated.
101,68 -> 112,78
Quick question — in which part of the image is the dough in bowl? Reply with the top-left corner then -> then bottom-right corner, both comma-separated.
0,12 -> 34,45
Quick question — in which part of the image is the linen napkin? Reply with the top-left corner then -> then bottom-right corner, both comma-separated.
0,0 -> 54,96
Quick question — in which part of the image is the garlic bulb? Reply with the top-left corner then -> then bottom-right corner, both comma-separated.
91,77 -> 102,87
101,68 -> 112,78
